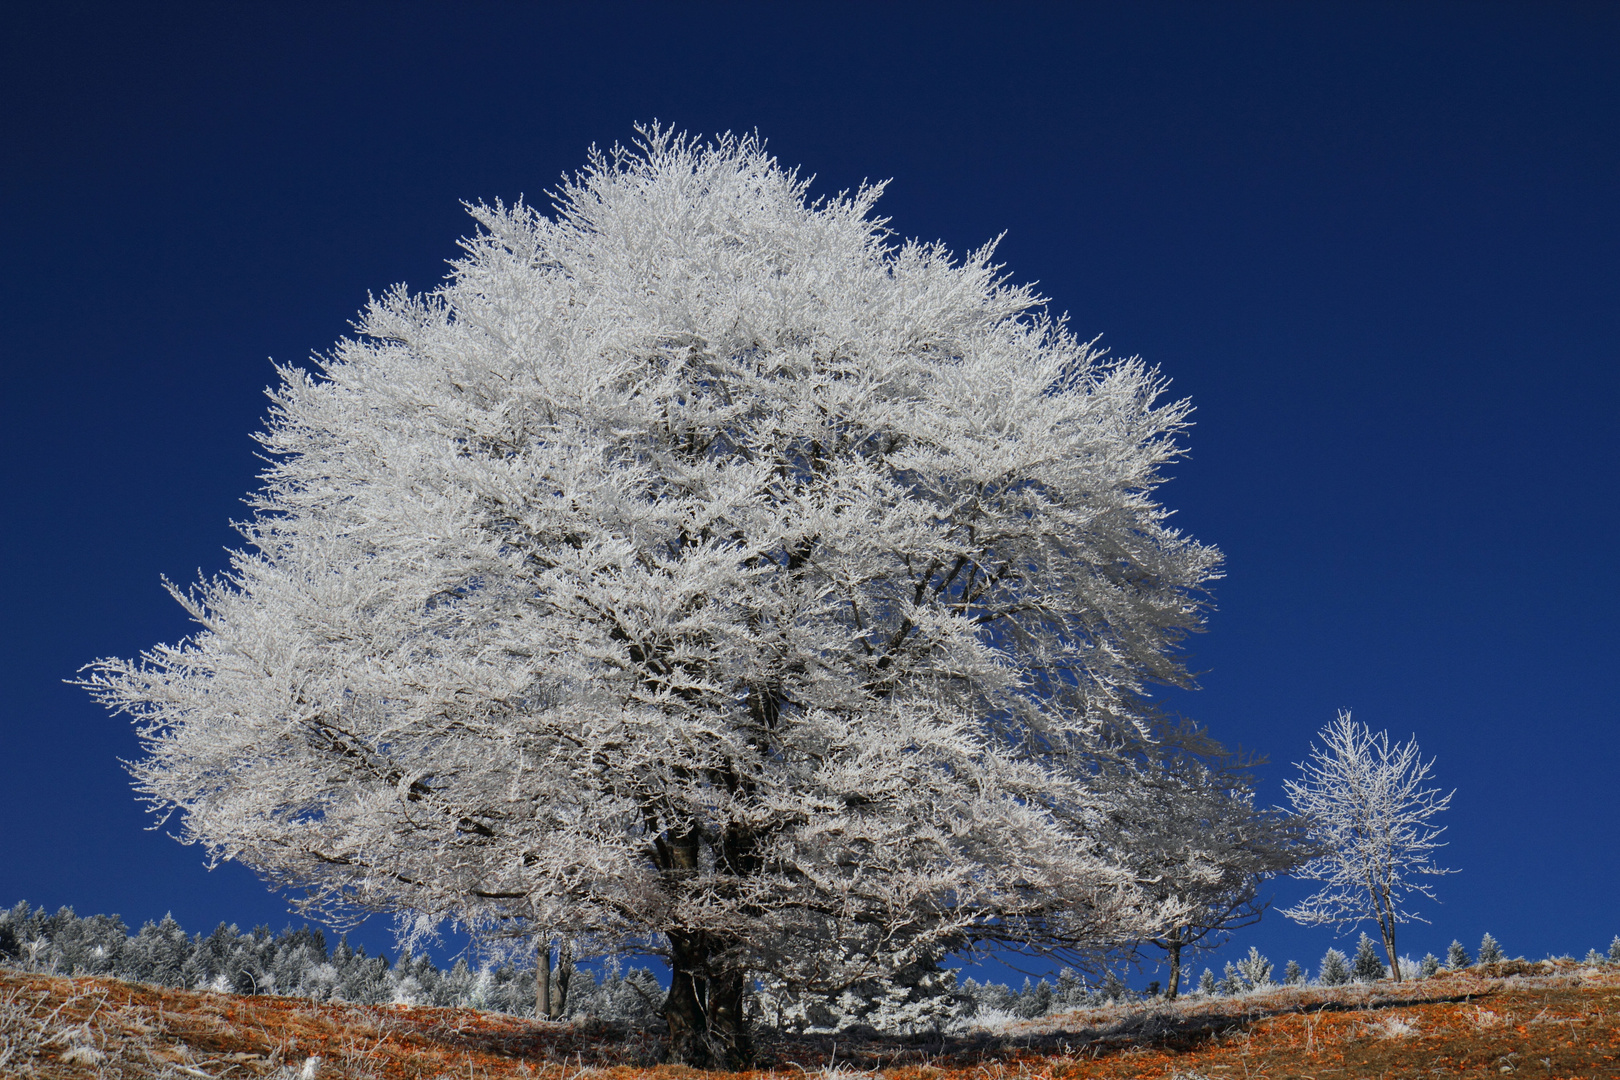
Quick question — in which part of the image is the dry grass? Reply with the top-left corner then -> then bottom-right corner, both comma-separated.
3,964 -> 1618,1078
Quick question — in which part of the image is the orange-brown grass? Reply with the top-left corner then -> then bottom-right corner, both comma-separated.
3,964 -> 1618,1079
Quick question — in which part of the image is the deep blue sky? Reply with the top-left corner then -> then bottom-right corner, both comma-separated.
3,1 -> 1616,985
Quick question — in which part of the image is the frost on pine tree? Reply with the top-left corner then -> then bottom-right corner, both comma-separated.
1234,946 -> 1273,990
1476,933 -> 1504,966
80,127 -> 1224,1067
1197,968 -> 1218,995
1352,933 -> 1387,981
1418,953 -> 1440,978
1317,948 -> 1352,986
1610,936 -> 1620,964
1446,939 -> 1469,969
1282,959 -> 1304,985
1283,712 -> 1454,983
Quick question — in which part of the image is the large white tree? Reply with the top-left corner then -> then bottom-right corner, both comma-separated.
1283,711 -> 1455,982
83,127 -> 1221,1065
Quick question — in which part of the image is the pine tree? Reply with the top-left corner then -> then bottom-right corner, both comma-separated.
1419,953 -> 1440,978
1318,948 -> 1352,986
1235,946 -> 1274,989
1198,968 -> 1218,995
974,979 -> 1017,1015
1353,933 -> 1386,981
1446,939 -> 1469,968
1283,959 -> 1304,985
1010,977 -> 1042,1018
1583,949 -> 1605,966
1610,936 -> 1620,964
1477,933 -> 1504,965
1055,968 -> 1088,1009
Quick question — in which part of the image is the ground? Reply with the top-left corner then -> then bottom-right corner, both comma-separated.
3,963 -> 1617,1079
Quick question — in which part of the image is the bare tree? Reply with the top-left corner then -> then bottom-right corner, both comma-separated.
82,127 -> 1221,1065
1282,711 -> 1454,982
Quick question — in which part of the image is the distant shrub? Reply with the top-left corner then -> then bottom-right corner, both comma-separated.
1353,934 -> 1387,981
1447,940 -> 1470,969
1477,933 -> 1504,965
1584,949 -> 1605,966
1318,949 -> 1352,986
1610,936 -> 1620,964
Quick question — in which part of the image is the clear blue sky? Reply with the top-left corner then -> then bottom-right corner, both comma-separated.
2,1 -> 1616,984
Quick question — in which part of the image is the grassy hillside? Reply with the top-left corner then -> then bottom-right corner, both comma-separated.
3,963 -> 1617,1078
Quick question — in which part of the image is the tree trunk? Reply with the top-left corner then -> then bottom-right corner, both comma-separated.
536,939 -> 551,1019
663,930 -> 751,1068
1166,932 -> 1183,1002
1380,920 -> 1403,982
555,938 -> 573,1018
1373,881 -> 1402,982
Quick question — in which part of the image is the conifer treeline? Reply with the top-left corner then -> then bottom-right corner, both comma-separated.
0,902 -> 660,1021
5,903 -> 1606,1033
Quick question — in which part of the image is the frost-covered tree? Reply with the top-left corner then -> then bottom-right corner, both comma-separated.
1476,932 -> 1504,965
1317,948 -> 1352,986
1197,968 -> 1217,995
1282,959 -> 1304,985
1234,946 -> 1274,990
1610,936 -> 1620,964
81,128 -> 1222,1067
1352,933 -> 1386,981
1090,719 -> 1313,999
1418,953 -> 1440,978
1283,712 -> 1454,983
1446,939 -> 1469,969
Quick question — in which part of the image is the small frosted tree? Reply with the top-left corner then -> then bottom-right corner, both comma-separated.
1610,936 -> 1620,964
81,127 -> 1222,1067
1234,946 -> 1274,990
1284,712 -> 1454,982
1282,959 -> 1304,985
1476,933 -> 1504,965
1197,968 -> 1217,995
1352,933 -> 1386,981
1317,948 -> 1352,986
1419,953 -> 1440,978
1446,940 -> 1469,969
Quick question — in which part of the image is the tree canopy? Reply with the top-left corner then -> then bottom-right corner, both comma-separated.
84,127 -> 1222,1064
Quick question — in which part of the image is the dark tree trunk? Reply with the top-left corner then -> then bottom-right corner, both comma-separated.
663,930 -> 751,1069
536,939 -> 551,1019
1380,920 -> 1403,982
1166,931 -> 1183,1002
556,939 -> 574,1017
